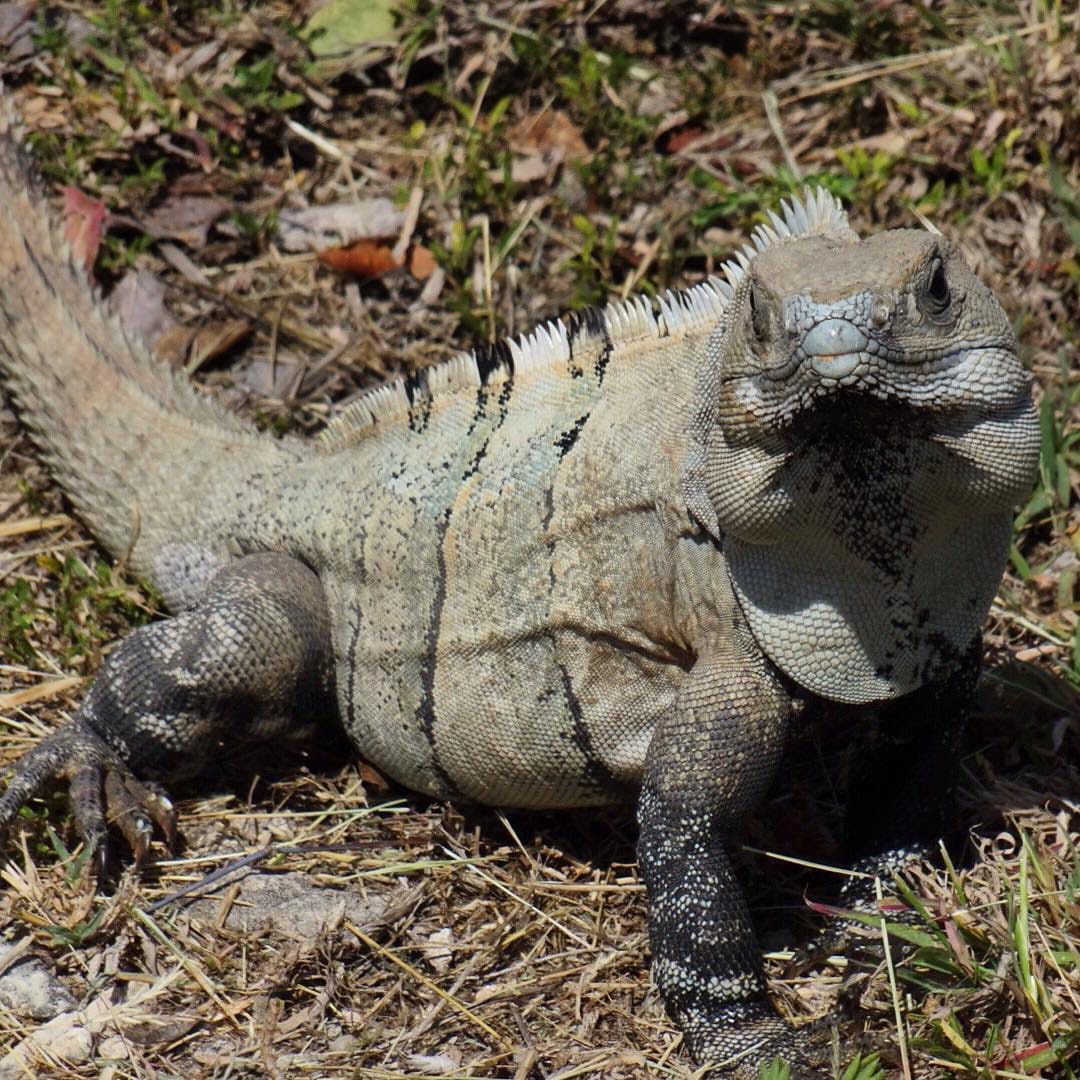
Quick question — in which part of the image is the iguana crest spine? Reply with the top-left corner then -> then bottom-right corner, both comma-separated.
319,187 -> 853,451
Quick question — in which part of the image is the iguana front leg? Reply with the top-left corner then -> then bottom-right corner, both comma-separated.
831,636 -> 980,926
845,637 -> 979,877
637,621 -> 819,1076
0,553 -> 333,869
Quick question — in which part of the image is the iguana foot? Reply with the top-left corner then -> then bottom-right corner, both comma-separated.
686,1002 -> 826,1077
0,722 -> 176,872
796,850 -> 927,973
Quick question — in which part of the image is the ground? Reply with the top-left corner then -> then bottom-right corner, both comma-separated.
0,2 -> 1077,1078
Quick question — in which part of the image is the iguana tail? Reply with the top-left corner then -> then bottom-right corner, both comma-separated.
0,107 -> 305,606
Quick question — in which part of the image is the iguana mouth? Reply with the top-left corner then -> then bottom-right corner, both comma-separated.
761,333 -> 994,400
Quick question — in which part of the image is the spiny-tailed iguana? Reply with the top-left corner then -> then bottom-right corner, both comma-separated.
0,106 -> 1040,1075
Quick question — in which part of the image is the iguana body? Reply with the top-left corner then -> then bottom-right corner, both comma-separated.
0,106 -> 1040,1075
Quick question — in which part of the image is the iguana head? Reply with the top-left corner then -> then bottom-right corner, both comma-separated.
723,228 -> 1025,420
686,191 -> 1040,703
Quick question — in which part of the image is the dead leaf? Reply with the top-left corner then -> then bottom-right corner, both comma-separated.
111,269 -> 179,348
278,199 -> 405,254
856,131 -> 909,155
139,195 -> 229,248
61,186 -> 107,274
151,325 -> 198,368
239,354 -> 302,398
185,320 -> 252,372
358,761 -> 393,795
509,109 -> 591,164
421,927 -> 453,974
319,238 -> 401,277
407,244 -> 436,280
319,239 -> 436,282
0,2 -> 35,61
504,153 -> 549,184
109,1015 -> 199,1049
303,0 -> 410,78
0,3 -> 33,44
660,123 -> 706,155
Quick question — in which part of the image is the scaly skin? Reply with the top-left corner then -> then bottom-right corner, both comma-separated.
0,102 -> 1040,1073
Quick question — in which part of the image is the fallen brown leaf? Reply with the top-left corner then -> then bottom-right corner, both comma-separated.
407,243 -> 436,280
509,109 -> 591,164
61,186 -> 107,274
319,238 -> 401,277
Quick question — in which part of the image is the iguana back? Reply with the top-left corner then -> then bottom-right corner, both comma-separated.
275,302 -> 721,806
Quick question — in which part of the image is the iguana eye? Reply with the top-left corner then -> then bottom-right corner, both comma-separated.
925,258 -> 951,312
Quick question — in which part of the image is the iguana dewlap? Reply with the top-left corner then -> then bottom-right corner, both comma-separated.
0,106 -> 1039,1076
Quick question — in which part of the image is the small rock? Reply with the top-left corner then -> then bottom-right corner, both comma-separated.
277,200 -> 405,254
0,944 -> 78,1021
97,1035 -> 130,1061
191,1037 -> 237,1067
0,1013 -> 93,1079
183,870 -> 392,938
327,1033 -> 359,1053
423,927 -> 454,974
405,1051 -> 461,1075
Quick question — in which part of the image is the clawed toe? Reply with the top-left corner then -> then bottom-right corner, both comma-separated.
103,770 -> 176,865
0,722 -> 176,872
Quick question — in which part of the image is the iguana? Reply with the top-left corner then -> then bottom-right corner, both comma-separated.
0,104 -> 1040,1076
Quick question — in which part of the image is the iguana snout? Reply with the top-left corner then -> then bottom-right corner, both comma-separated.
797,315 -> 868,378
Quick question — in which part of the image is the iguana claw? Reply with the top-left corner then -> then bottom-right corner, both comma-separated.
0,722 -> 176,873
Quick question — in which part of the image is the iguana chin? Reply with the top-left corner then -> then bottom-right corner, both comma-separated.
0,100 -> 1039,1075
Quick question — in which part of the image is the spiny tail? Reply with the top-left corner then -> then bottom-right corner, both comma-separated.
0,104 -> 305,604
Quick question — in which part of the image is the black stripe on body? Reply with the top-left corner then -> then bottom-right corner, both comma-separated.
594,337 -> 613,383
567,306 -> 611,380
473,339 -> 513,382
567,306 -> 614,384
465,386 -> 488,437
344,523 -> 366,741
405,369 -> 433,433
344,613 -> 365,745
555,414 -> 590,457
461,376 -> 514,481
541,453 -> 636,801
414,372 -> 517,794
557,660 -> 636,799
415,511 -> 458,795
568,305 -> 607,344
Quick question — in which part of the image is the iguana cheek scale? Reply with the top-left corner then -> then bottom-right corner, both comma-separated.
0,102 -> 1039,1076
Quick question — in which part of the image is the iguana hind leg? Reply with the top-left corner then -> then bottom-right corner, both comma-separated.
0,552 -> 334,869
637,622 -> 824,1077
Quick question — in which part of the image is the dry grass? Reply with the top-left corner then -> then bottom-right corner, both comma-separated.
0,2 -> 1077,1077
